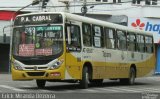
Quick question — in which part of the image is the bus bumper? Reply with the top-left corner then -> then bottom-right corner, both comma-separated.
12,68 -> 64,80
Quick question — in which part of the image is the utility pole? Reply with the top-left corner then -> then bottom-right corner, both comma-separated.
81,0 -> 87,16
42,0 -> 49,9
64,1 -> 70,12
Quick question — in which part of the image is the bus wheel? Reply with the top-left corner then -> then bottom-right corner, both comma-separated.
36,80 -> 46,88
129,67 -> 136,85
80,66 -> 89,89
120,67 -> 136,85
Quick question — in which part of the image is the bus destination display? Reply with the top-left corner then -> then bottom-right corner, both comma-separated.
14,14 -> 63,25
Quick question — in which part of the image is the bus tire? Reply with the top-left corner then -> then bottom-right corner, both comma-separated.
128,67 -> 136,85
36,80 -> 46,88
120,67 -> 136,85
80,66 -> 89,89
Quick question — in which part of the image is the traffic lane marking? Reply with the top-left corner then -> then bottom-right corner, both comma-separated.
107,87 -> 142,93
111,87 -> 160,93
0,85 -> 25,92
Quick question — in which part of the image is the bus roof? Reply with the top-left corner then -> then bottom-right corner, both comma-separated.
15,12 -> 153,36
64,13 -> 153,36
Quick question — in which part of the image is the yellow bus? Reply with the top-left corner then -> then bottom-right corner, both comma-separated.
11,12 -> 156,89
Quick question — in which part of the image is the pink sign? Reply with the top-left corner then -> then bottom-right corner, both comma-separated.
19,44 -> 35,56
35,48 -> 52,56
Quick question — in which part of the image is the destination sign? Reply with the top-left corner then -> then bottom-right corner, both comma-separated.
36,26 -> 62,31
21,15 -> 52,22
14,14 -> 63,25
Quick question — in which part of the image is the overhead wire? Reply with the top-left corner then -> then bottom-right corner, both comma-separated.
0,0 -> 160,11
0,1 -> 136,8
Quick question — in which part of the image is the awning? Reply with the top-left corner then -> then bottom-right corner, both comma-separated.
0,11 -> 17,20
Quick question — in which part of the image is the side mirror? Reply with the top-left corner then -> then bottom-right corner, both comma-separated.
67,26 -> 71,45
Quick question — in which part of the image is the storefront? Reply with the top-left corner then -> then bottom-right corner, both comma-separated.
0,11 -> 18,73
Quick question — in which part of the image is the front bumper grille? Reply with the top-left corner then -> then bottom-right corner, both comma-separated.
24,67 -> 48,70
26,72 -> 45,76
20,59 -> 52,65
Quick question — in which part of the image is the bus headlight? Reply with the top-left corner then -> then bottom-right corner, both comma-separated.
49,59 -> 64,70
13,61 -> 23,70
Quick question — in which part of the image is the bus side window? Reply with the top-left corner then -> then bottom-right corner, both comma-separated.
127,33 -> 136,51
66,24 -> 81,51
116,30 -> 127,50
82,23 -> 92,47
71,25 -> 81,47
137,35 -> 145,52
104,27 -> 115,49
93,25 -> 103,48
145,36 -> 153,53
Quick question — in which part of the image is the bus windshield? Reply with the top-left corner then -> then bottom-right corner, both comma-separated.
12,25 -> 63,58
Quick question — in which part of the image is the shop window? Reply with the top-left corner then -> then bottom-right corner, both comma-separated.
132,0 -> 141,4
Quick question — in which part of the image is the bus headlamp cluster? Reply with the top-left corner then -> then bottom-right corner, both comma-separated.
13,61 -> 23,70
49,59 -> 64,70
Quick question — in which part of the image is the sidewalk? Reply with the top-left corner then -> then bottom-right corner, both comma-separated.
0,73 -> 12,81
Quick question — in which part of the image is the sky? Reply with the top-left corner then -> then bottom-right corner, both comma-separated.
0,0 -> 39,11
0,0 -> 65,11
0,0 -> 32,7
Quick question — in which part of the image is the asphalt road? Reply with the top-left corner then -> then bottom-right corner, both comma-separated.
0,74 -> 160,99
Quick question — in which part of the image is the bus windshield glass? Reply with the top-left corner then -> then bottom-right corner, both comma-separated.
12,25 -> 63,57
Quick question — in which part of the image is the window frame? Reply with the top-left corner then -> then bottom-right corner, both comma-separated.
127,32 -> 137,52
104,27 -> 116,49
65,23 -> 81,52
136,34 -> 145,53
145,35 -> 154,53
92,24 -> 104,48
82,23 -> 93,47
116,29 -> 127,50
